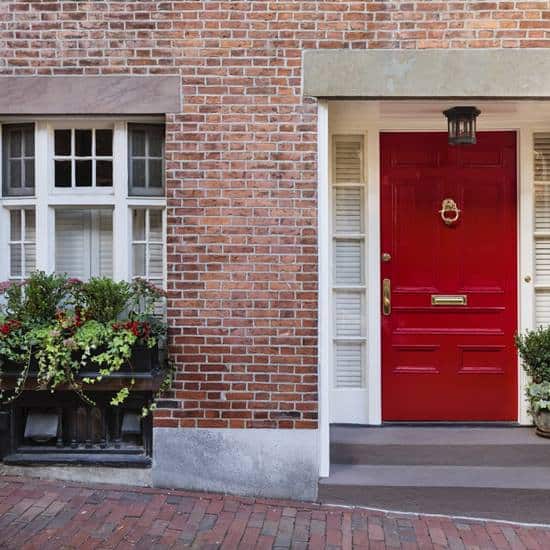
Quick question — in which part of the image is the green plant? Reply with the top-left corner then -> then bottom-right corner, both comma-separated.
0,274 -> 168,412
526,381 -> 550,414
75,277 -> 132,323
516,326 -> 550,383
3,272 -> 68,324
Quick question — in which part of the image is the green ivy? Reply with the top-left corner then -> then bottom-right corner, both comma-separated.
0,272 -> 168,412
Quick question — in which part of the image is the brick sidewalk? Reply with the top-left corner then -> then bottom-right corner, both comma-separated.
1,476 -> 549,549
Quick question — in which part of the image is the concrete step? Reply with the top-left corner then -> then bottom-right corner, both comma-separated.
331,426 -> 550,467
319,464 -> 550,523
322,464 -> 550,490
324,426 -> 550,522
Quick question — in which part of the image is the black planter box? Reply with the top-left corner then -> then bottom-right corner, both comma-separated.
0,345 -> 165,392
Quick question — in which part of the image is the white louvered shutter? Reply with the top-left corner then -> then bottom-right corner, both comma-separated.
535,134 -> 550,326
56,210 -> 90,279
332,136 -> 366,391
55,209 -> 113,279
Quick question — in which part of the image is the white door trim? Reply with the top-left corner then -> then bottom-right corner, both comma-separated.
318,100 -> 550,478
317,100 -> 330,478
318,102 -> 544,476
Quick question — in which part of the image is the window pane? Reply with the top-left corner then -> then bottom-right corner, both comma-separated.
131,130 -> 146,157
55,130 -> 71,156
9,130 -> 21,158
24,244 -> 36,276
10,244 -> 22,278
24,159 -> 34,189
95,129 -> 113,156
96,161 -> 113,187
149,210 -> 163,241
132,159 -> 146,188
75,130 -> 92,157
25,210 -> 36,241
3,124 -> 34,196
75,160 -> 92,187
133,244 -> 146,276
132,209 -> 146,241
148,159 -> 163,188
148,128 -> 163,157
9,160 -> 21,188
10,210 -> 21,241
23,127 -> 34,157
55,160 -> 72,187
149,244 -> 164,279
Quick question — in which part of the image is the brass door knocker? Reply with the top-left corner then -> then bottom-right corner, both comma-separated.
439,198 -> 461,226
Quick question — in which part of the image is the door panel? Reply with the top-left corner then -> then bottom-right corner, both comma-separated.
381,132 -> 517,421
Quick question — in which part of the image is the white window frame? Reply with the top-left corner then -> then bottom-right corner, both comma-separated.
52,126 -> 114,191
131,207 -> 166,284
0,118 -> 167,286
7,207 -> 36,280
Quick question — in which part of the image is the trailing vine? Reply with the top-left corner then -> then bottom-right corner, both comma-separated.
0,272 -> 167,412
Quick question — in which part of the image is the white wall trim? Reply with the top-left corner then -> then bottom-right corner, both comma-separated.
518,127 -> 534,425
366,128 -> 382,425
317,100 -> 330,478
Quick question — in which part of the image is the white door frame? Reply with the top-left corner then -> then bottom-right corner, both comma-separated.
319,100 -> 546,477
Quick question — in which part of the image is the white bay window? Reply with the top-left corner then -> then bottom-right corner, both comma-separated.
0,119 -> 166,289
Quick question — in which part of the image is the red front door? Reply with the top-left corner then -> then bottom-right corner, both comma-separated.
381,132 -> 518,421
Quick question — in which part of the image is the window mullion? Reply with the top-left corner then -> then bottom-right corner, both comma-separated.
70,128 -> 75,188
21,208 -> 26,277
112,121 -> 129,281
35,121 -> 52,272
145,208 -> 150,280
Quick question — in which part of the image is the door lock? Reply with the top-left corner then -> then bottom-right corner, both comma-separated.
382,252 -> 392,262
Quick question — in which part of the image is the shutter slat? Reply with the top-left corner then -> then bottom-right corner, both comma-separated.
335,342 -> 363,388
334,136 -> 363,184
335,240 -> 363,285
335,292 -> 363,337
536,290 -> 550,325
335,187 -> 362,234
535,183 -> 550,233
535,134 -> 550,182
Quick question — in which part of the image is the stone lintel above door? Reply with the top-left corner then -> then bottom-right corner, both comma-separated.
303,49 -> 550,100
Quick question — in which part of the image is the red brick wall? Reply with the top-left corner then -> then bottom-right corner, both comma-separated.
2,1 -> 550,429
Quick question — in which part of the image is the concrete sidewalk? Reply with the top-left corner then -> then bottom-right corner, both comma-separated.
1,475 -> 549,549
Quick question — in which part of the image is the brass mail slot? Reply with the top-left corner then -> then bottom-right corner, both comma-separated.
431,294 -> 467,306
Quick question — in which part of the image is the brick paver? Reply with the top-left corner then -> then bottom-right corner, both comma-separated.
0,476 -> 549,549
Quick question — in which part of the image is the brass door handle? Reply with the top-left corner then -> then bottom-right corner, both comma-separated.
383,278 -> 391,315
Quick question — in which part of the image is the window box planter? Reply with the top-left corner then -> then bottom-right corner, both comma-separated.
0,274 -> 169,466
0,344 -> 166,392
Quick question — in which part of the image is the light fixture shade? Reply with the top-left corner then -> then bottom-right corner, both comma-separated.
443,106 -> 481,145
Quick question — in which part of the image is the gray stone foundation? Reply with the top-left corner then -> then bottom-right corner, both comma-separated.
152,428 -> 319,501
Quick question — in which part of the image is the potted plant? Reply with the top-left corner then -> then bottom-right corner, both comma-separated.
516,326 -> 550,437
0,272 -> 169,415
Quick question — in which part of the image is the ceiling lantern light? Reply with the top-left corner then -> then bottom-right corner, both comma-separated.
443,106 -> 481,145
